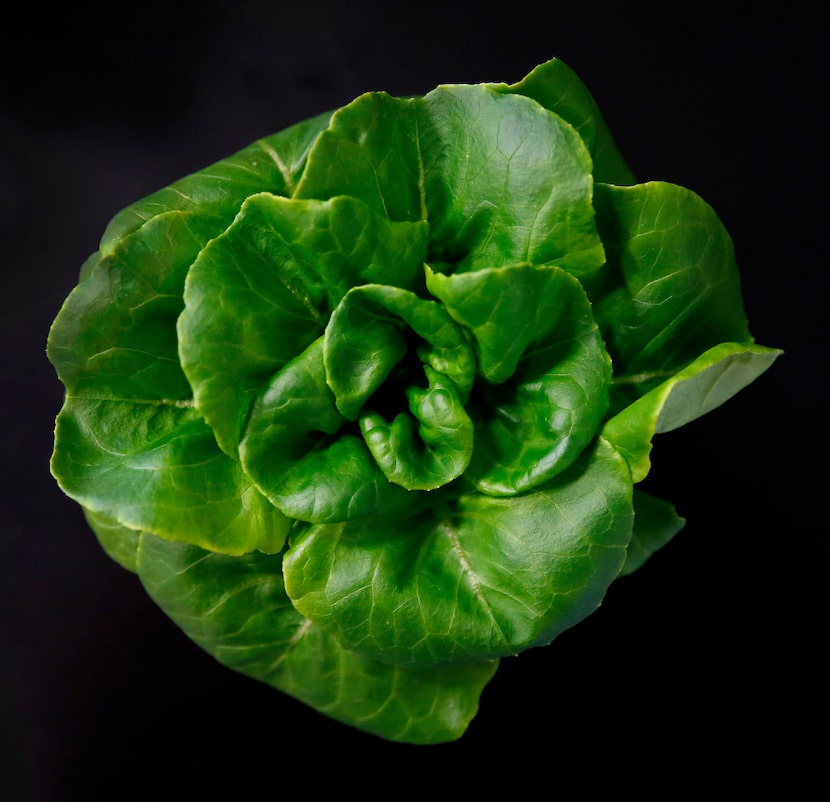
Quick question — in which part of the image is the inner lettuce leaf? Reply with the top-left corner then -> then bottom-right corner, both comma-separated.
47,57 -> 781,744
426,263 -> 612,495
178,193 -> 429,456
239,336 -> 418,523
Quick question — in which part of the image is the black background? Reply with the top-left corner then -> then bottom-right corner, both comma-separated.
2,1 -> 826,799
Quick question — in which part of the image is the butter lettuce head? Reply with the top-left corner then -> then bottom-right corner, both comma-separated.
47,58 -> 780,744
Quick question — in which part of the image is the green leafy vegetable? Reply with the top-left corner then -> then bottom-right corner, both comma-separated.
47,57 -> 781,744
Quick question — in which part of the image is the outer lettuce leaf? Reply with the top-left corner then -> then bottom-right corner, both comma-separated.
53,112 -> 332,400
52,397 -> 291,555
48,211 -> 206,402
136,533 -> 498,745
48,210 -> 290,556
283,437 -> 633,666
48,116 -> 329,555
591,181 -> 757,410
99,111 -> 332,250
83,507 -> 141,574
621,490 -> 686,576
602,341 -> 782,482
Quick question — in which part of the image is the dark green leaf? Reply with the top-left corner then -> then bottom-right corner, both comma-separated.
592,181 -> 757,407
137,533 -> 498,744
99,111 -> 331,250
52,397 -> 291,555
47,211 -> 207,401
83,507 -> 141,573
297,84 -> 605,279
360,366 -> 474,491
620,490 -> 686,576
324,283 -> 474,419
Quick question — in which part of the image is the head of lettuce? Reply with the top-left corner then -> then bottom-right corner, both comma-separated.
47,57 -> 780,744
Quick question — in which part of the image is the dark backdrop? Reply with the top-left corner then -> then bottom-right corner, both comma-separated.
2,2 -> 826,799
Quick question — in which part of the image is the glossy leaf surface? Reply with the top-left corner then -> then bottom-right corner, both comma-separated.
47,57 -> 780,744
178,194 -> 428,455
419,84 -> 605,277
52,397 -> 291,554
137,533 -> 498,744
592,181 -> 759,410
427,263 -> 612,494
283,438 -> 633,665
239,336 -> 418,523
